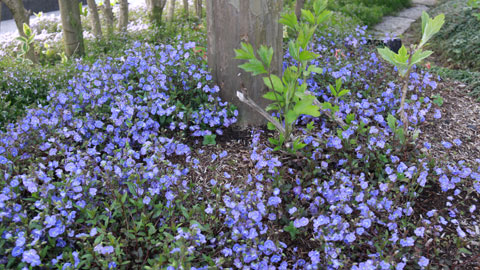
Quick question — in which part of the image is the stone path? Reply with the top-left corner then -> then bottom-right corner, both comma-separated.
373,0 -> 437,39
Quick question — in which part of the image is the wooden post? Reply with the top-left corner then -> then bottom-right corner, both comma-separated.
207,0 -> 284,126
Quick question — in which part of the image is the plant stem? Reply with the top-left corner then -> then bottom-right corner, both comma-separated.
399,69 -> 412,133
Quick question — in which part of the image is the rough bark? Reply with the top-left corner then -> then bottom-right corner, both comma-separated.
168,0 -> 175,21
118,0 -> 128,32
58,0 -> 84,56
2,0 -> 36,62
295,0 -> 304,20
194,0 -> 202,18
102,0 -> 114,35
207,0 -> 284,126
86,0 -> 102,39
182,0 -> 188,17
146,0 -> 167,26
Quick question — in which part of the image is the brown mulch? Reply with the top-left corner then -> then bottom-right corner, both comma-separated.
401,11 -> 480,269
418,79 -> 480,164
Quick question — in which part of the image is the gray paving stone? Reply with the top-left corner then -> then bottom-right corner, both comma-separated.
396,5 -> 430,20
412,0 -> 437,6
373,16 -> 416,37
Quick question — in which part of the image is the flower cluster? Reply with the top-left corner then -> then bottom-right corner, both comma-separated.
0,40 -> 236,269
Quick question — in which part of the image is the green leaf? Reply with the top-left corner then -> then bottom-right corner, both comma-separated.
297,25 -> 316,49
296,104 -> 320,117
15,36 -> 28,43
432,95 -> 444,106
293,138 -> 307,151
307,65 -> 323,74
239,59 -> 267,76
284,221 -> 299,239
346,113 -> 355,124
294,91 -> 308,100
301,9 -> 315,24
387,114 -> 397,131
377,47 -> 397,66
410,49 -> 433,67
268,137 -> 279,145
313,0 -> 328,16
288,40 -> 300,61
234,42 -> 255,60
263,91 -> 281,101
420,12 -> 445,47
459,247 -> 473,255
394,45 -> 409,64
279,12 -> 298,30
328,85 -> 337,96
322,102 -> 333,110
202,134 -> 216,145
299,50 -> 319,62
258,45 -> 274,69
285,109 -> 298,125
421,11 -> 429,34
263,75 -> 284,92
335,78 -> 342,92
267,122 -> 276,131
337,89 -> 349,98
22,23 -> 32,37
315,10 -> 331,25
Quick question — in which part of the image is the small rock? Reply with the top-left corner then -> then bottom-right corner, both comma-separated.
412,0 -> 437,6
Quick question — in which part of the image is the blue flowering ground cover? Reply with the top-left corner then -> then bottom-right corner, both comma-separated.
0,25 -> 480,270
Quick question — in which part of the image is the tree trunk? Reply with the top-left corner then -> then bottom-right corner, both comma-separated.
86,0 -> 102,39
207,0 -> 284,126
182,0 -> 188,17
103,0 -> 114,35
146,0 -> 167,26
195,0 -> 202,18
118,0 -> 128,32
58,0 -> 84,57
295,0 -> 304,20
2,0 -> 36,62
168,0 -> 175,21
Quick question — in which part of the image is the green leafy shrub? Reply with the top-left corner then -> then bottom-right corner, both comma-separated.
0,59 -> 74,128
235,0 -> 332,150
327,0 -> 411,26
378,11 -> 444,133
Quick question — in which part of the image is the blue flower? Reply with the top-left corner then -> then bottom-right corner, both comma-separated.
94,244 -> 114,255
143,196 -> 151,205
12,246 -> 23,257
267,196 -> 281,206
441,141 -> 452,149
22,249 -> 41,266
293,217 -> 309,228
418,256 -> 429,268
248,211 -> 262,223
399,237 -> 414,247
414,227 -> 425,237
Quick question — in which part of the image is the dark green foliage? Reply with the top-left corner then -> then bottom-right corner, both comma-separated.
427,2 -> 480,71
432,66 -> 480,100
0,60 -> 73,128
283,0 -> 411,26
327,0 -> 411,26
